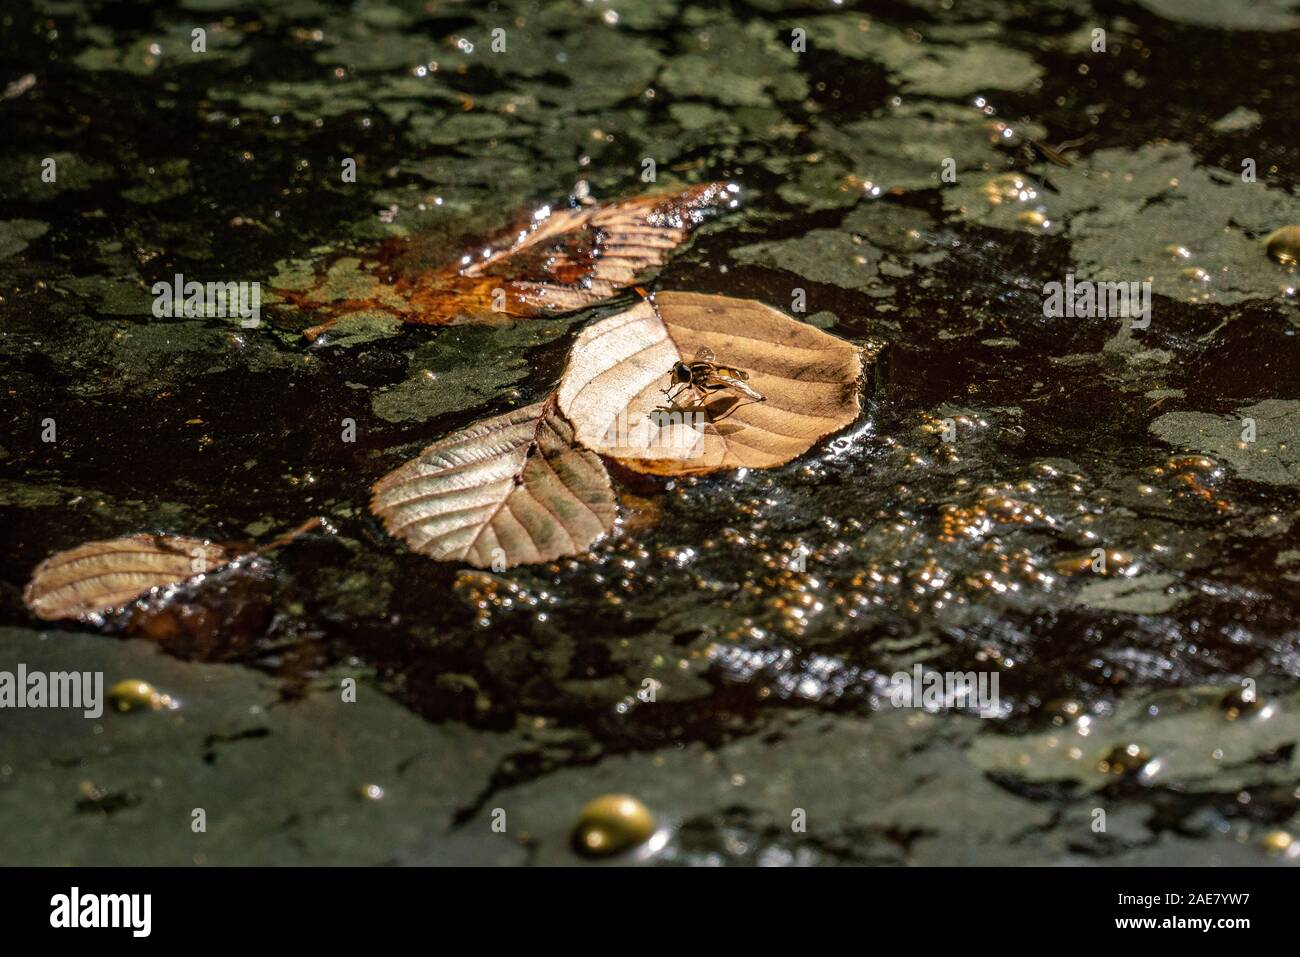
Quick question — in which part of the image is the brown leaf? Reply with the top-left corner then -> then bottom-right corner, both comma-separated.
295,182 -> 736,340
557,292 -> 863,475
24,535 -> 234,622
23,518 -> 324,624
370,398 -> 617,568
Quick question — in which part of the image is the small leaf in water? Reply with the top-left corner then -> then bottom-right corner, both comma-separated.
23,518 -> 323,623
23,535 -> 233,622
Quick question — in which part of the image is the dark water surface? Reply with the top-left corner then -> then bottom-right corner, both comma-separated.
2,0 -> 1299,864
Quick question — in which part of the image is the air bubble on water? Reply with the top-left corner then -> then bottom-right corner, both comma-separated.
1265,225 -> 1300,266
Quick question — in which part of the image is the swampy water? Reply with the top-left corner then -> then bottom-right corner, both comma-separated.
2,0 -> 1300,865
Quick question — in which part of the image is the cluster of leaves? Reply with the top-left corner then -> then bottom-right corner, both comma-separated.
26,183 -> 864,620
374,289 -> 862,569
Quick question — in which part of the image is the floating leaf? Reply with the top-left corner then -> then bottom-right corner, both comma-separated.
295,182 -> 736,340
24,535 -> 234,622
23,518 -> 323,623
557,292 -> 863,475
370,398 -> 617,568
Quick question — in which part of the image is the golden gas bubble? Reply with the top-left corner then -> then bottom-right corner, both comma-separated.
980,173 -> 1035,205
1265,226 -> 1300,266
108,679 -> 178,713
1017,210 -> 1049,228
1219,685 -> 1263,720
1098,742 -> 1150,775
573,794 -> 656,857
1262,830 -> 1294,854
1051,553 -> 1094,576
1045,699 -> 1083,724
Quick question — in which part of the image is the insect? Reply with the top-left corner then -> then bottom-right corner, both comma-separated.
661,346 -> 765,406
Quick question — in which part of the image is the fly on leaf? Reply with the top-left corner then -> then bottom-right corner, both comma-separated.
663,346 -> 766,406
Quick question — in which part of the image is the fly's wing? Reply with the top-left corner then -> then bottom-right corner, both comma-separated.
724,378 -> 765,402
699,372 -> 765,402
692,345 -> 753,380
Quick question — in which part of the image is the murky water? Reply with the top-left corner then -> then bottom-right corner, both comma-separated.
2,0 -> 1299,865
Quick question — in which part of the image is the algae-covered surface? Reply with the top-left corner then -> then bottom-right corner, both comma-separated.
2,0 -> 1299,866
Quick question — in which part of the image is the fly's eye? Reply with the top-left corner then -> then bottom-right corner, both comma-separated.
673,363 -> 690,383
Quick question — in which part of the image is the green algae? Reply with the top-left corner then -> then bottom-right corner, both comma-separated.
265,256 -> 407,346
314,310 -> 405,349
733,229 -> 885,292
732,200 -> 943,296
0,627 -> 529,865
370,319 -> 576,424
790,16 -> 1043,96
0,220 -> 49,260
1076,573 -> 1190,614
57,275 -> 159,316
1152,400 -> 1300,487
122,160 -> 193,205
971,686 -> 1300,795
950,143 -> 1300,306
1211,107 -> 1263,133
74,23 -> 250,75
1136,0 -> 1300,30
777,102 -> 1046,208
0,152 -> 114,200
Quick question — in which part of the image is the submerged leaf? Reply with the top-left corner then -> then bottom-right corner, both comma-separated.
370,398 -> 617,568
557,292 -> 863,475
22,518 -> 323,623
24,535 -> 233,622
294,182 -> 737,339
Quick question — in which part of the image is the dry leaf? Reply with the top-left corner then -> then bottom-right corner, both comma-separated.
24,535 -> 233,622
295,182 -> 736,339
370,398 -> 617,568
557,292 -> 863,475
23,518 -> 323,623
